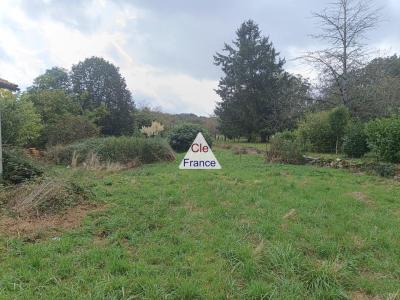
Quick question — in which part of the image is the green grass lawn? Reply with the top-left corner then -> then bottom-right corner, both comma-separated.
1,149 -> 400,299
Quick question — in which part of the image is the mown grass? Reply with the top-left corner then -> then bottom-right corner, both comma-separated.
0,149 -> 399,299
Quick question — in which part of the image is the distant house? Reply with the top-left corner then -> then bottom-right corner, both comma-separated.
0,78 -> 19,91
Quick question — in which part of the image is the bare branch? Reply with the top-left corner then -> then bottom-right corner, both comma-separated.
303,0 -> 381,106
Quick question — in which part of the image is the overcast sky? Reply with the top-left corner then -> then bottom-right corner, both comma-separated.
1,0 -> 399,116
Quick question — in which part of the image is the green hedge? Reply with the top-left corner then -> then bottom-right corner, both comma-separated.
47,136 -> 175,165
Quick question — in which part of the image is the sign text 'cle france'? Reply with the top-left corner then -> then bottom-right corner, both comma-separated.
179,132 -> 221,169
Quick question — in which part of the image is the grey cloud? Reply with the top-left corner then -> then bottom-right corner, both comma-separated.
16,0 -> 399,81
4,0 -> 399,115
20,0 -> 102,33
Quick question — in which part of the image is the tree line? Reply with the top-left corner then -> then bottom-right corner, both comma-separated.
214,0 -> 400,142
0,56 -> 218,149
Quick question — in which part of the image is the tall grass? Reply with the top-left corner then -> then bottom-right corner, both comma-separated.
47,136 -> 175,166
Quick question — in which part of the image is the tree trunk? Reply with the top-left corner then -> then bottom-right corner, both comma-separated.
260,133 -> 267,143
336,137 -> 339,155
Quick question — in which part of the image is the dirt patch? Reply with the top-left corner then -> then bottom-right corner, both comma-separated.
298,178 -> 309,188
239,217 -> 255,226
184,201 -> 205,215
351,291 -> 386,300
0,203 -> 106,237
252,239 -> 265,256
232,146 -> 263,155
349,192 -> 375,206
283,208 -> 297,220
221,200 -> 234,208
352,235 -> 365,248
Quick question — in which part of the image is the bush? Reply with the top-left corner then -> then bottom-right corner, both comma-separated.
0,89 -> 43,146
365,117 -> 400,163
42,115 -> 99,147
167,123 -> 213,152
266,131 -> 305,164
140,121 -> 164,137
2,148 -> 43,184
342,122 -> 369,158
297,107 -> 350,153
298,111 -> 335,153
47,136 -> 175,165
370,163 -> 396,178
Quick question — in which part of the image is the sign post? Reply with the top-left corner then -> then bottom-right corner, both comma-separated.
179,132 -> 221,169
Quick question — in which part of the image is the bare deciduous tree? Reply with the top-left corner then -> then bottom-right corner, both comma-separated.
304,0 -> 381,106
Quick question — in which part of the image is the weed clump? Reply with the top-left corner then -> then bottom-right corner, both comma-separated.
0,178 -> 91,217
266,131 -> 305,164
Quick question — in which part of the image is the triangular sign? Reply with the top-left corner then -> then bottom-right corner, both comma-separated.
179,132 -> 221,169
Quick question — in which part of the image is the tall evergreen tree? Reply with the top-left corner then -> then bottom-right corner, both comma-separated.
70,57 -> 135,135
214,20 -> 304,141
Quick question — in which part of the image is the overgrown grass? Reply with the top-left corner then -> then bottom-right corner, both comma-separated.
46,136 -> 175,166
0,177 -> 91,217
0,149 -> 399,299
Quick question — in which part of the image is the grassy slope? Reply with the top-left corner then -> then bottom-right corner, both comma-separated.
0,150 -> 399,299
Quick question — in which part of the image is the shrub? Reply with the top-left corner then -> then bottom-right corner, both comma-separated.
167,123 -> 213,153
0,89 -> 43,146
46,136 -> 175,165
365,117 -> 400,163
140,121 -> 164,137
297,107 -> 350,153
328,106 -> 351,153
266,131 -> 305,164
370,163 -> 396,178
297,111 -> 335,153
42,115 -> 99,147
2,148 -> 43,184
342,122 -> 369,158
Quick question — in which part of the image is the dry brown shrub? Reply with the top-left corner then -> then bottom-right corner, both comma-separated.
1,178 -> 90,217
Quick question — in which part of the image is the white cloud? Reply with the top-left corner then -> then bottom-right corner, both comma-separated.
1,0 -> 398,116
0,0 -> 218,115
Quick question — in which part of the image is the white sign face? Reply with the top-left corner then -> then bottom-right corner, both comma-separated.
179,132 -> 221,169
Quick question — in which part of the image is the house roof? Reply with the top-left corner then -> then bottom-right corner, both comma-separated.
0,78 -> 19,91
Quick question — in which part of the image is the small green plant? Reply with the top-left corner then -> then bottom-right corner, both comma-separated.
365,117 -> 400,163
266,131 -> 305,164
342,122 -> 369,158
167,123 -> 213,152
